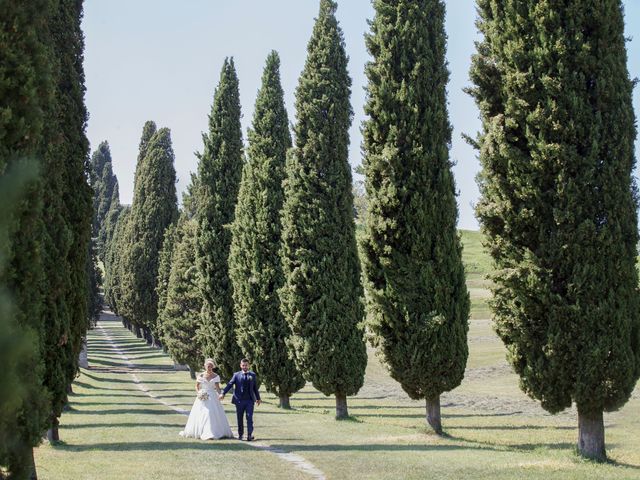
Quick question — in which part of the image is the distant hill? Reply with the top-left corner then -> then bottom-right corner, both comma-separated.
460,230 -> 492,278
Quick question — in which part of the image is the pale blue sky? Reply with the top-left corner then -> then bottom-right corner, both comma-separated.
83,0 -> 640,231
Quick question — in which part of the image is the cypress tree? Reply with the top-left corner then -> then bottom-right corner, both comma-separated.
279,0 -> 367,419
0,165 -> 47,480
121,127 -> 179,344
155,221 -> 178,343
195,58 -> 244,381
41,0 -> 93,441
102,183 -> 122,270
118,121 -> 156,329
229,51 -> 305,409
0,2 -> 53,474
360,0 -> 469,434
102,184 -> 121,313
469,0 -> 640,460
90,141 -> 111,234
105,206 -> 131,317
90,141 -> 118,258
160,218 -> 204,378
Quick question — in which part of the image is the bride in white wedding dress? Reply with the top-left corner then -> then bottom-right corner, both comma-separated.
179,359 -> 233,440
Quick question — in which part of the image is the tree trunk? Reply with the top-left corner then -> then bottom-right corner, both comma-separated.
47,417 -> 60,443
426,395 -> 443,435
279,394 -> 291,409
189,367 -> 197,380
133,325 -> 142,338
11,444 -> 37,480
335,394 -> 348,419
144,326 -> 153,345
78,339 -> 89,369
578,410 -> 606,461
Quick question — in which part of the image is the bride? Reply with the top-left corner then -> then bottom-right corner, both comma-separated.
179,358 -> 233,440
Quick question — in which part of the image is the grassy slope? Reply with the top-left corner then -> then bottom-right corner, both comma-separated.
34,230 -> 640,479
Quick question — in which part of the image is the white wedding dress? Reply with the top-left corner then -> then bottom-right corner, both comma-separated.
179,375 -> 233,440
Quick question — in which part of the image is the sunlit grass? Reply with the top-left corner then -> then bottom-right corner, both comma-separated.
33,231 -> 640,479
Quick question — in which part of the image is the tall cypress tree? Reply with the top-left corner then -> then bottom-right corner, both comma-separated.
360,0 -> 469,434
42,0 -> 93,441
102,183 -> 122,267
469,0 -> 640,460
121,127 -> 178,343
91,142 -> 112,235
195,58 -> 244,381
102,184 -> 121,313
156,221 -> 178,344
279,0 -> 367,419
55,0 -> 92,385
119,121 -> 156,331
0,1 -> 52,474
160,218 -> 204,378
229,51 -> 305,408
90,141 -> 118,258
105,206 -> 130,317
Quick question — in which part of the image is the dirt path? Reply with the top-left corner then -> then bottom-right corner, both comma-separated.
96,311 -> 326,480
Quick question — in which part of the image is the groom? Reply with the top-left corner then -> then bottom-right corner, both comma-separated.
219,358 -> 261,441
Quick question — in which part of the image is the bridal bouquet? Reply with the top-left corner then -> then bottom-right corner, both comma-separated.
197,390 -> 209,401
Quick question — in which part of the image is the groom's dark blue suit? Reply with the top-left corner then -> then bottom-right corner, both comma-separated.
222,370 -> 260,439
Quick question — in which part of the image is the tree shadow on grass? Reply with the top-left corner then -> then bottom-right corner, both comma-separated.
63,422 -> 181,429
80,372 -> 179,385
153,394 -> 194,400
70,392 -> 149,398
52,441 -> 251,452
90,346 -> 168,355
443,412 -> 523,418
266,442 -> 501,453
352,412 -> 426,418
67,408 -> 182,416
347,405 -> 422,410
73,385 -> 143,393
451,433 -> 640,470
445,424 -> 575,431
69,401 -> 173,407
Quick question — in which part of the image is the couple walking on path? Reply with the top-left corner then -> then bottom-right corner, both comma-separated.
179,358 -> 261,441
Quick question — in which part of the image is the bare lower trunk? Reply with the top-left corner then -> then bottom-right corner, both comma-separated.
11,444 -> 37,480
78,339 -> 89,369
279,394 -> 291,409
189,367 -> 197,380
142,326 -> 152,345
426,395 -> 442,435
578,410 -> 606,461
133,325 -> 142,338
46,417 -> 60,442
335,394 -> 348,419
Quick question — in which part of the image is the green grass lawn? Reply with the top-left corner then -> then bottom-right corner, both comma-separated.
34,230 -> 640,479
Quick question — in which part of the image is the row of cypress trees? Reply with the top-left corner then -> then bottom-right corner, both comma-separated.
102,121 -> 179,347
102,0 -> 371,418
100,0 -> 639,461
101,0 -> 470,424
0,0 -> 95,478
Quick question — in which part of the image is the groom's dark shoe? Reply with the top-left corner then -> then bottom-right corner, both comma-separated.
246,436 -> 255,442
